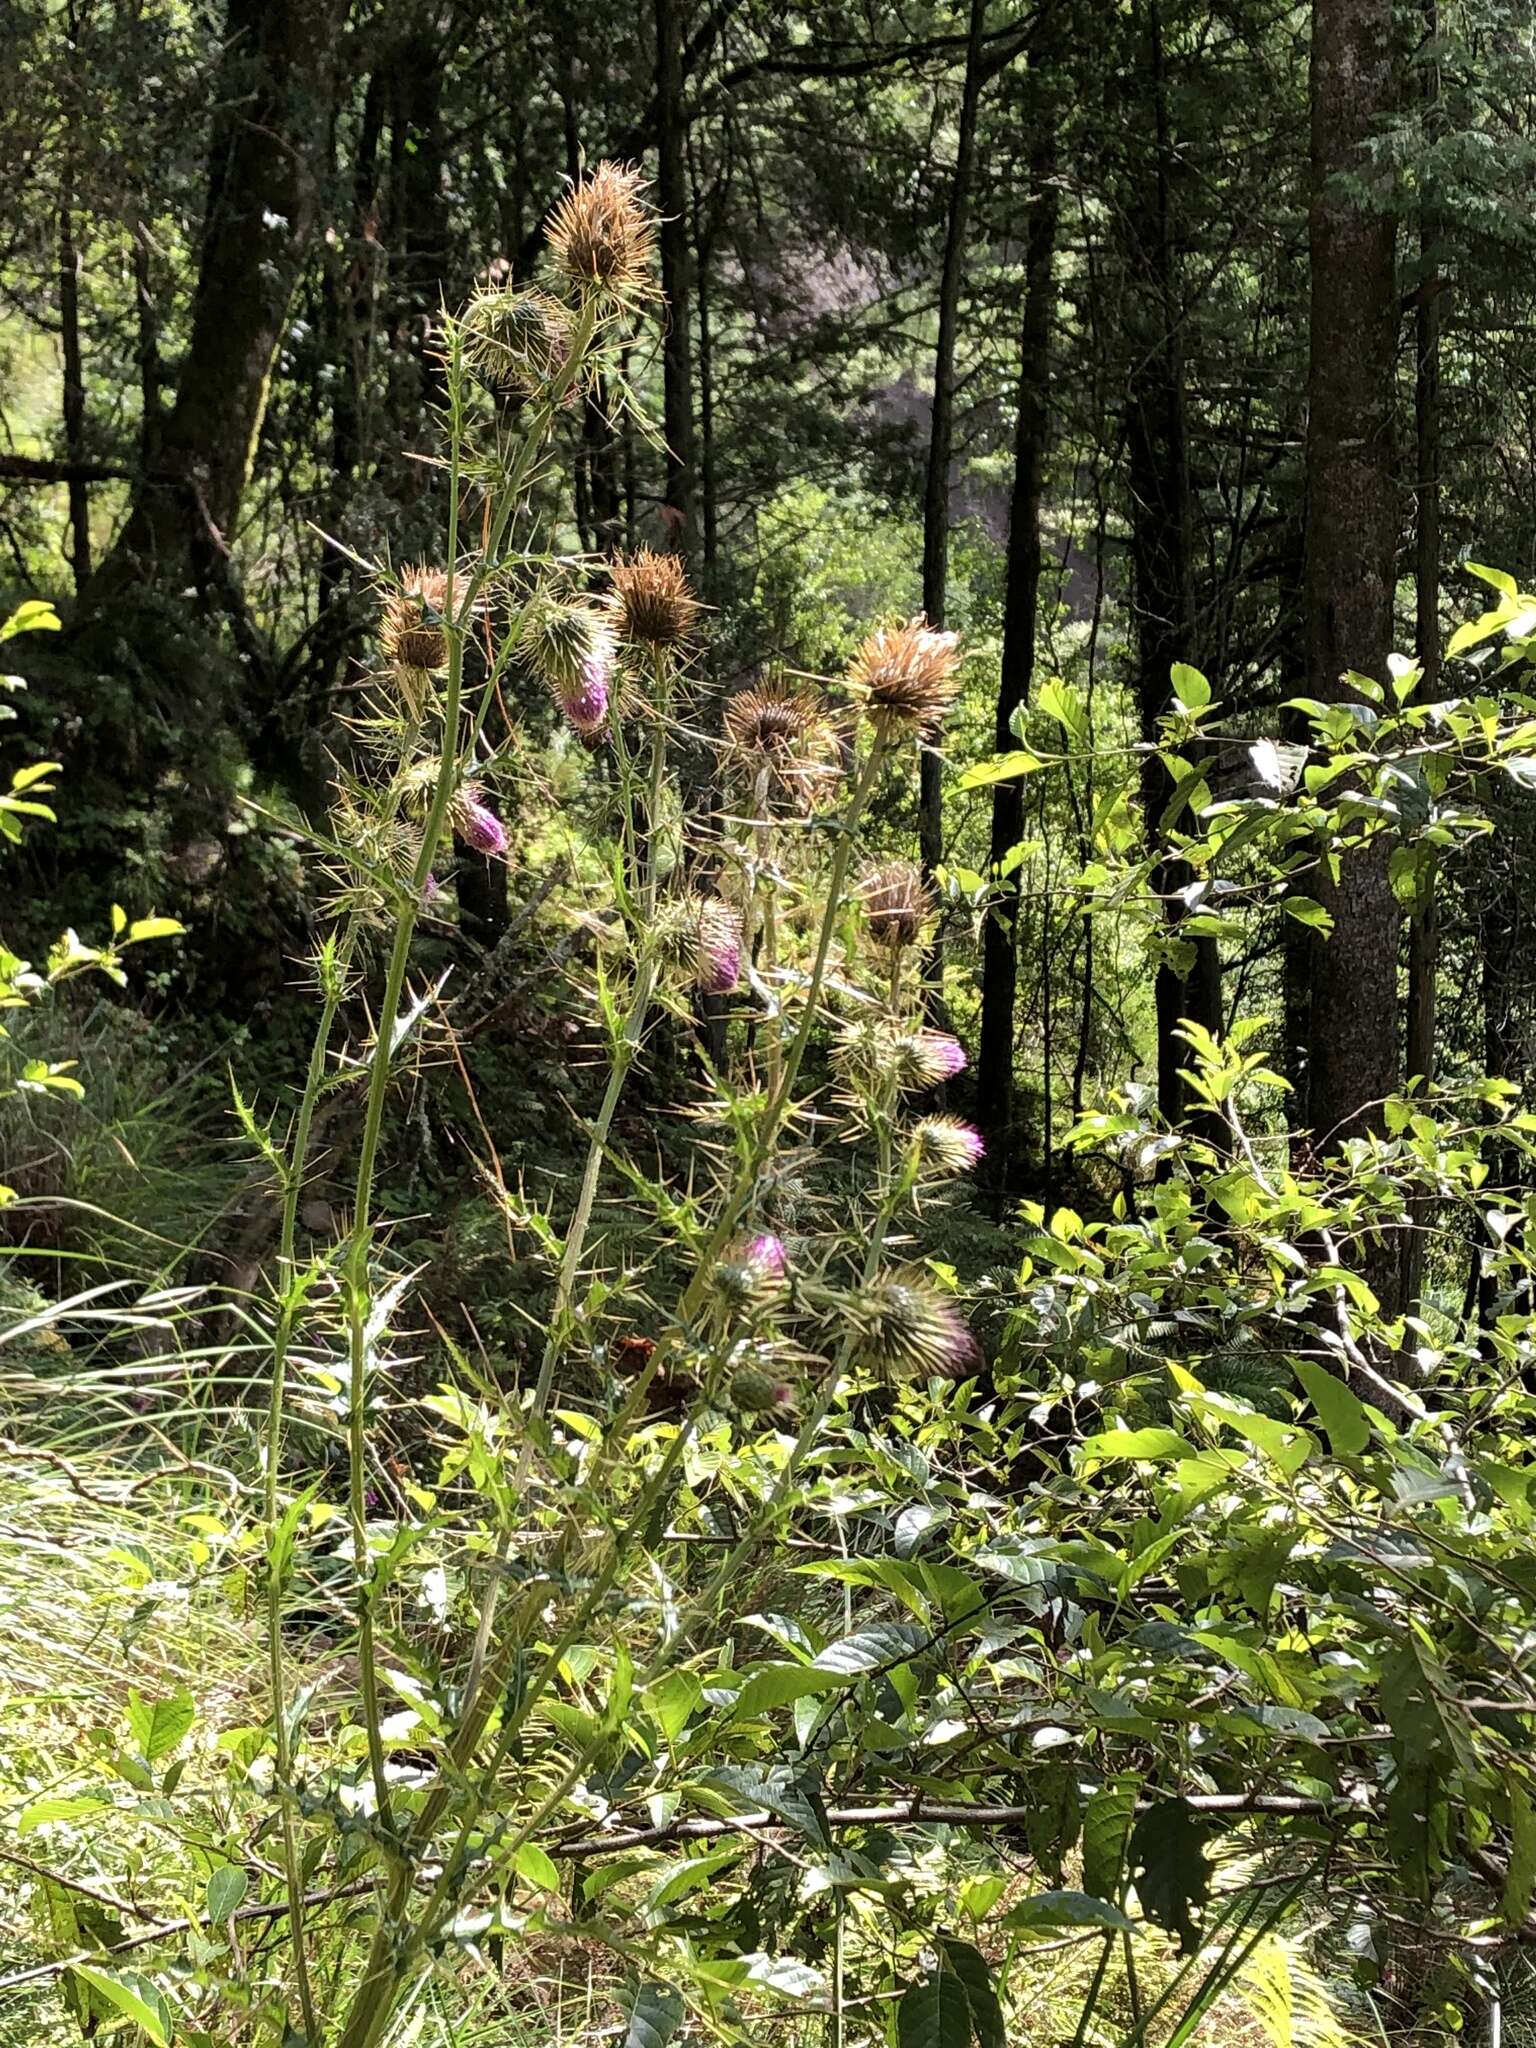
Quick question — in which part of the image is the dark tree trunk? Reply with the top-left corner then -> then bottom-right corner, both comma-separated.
1403,0 -> 1441,1319
1123,0 -> 1221,1139
94,0 -> 349,594
655,0 -> 696,558
387,15 -> 451,440
976,73 -> 1059,1187
919,0 -> 988,1020
1305,0 -> 1400,1157
58,188 -> 91,591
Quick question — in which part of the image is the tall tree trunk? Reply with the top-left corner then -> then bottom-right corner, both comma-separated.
655,0 -> 696,558
919,0 -> 988,1021
58,186 -> 91,591
1305,0 -> 1400,1160
94,0 -> 349,594
976,70 -> 1059,1187
1123,0 -> 1221,1139
1403,0 -> 1441,1319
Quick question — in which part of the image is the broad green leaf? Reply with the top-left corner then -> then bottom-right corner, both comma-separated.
896,1969 -> 974,2048
1082,1784 -> 1136,1901
1079,1427 -> 1194,1470
513,1842 -> 562,1894
68,1966 -> 171,2047
1002,1889 -> 1136,1933
811,1622 -> 928,1676
1292,1359 -> 1370,1455
0,599 -> 62,641
1466,562 -> 1519,597
1170,662 -> 1211,712
1506,1784 -> 1536,1928
205,1865 -> 248,1919
18,1792 -> 112,1834
732,1662 -> 847,1718
1128,1801 -> 1211,1954
622,1980 -> 683,2048
126,915 -> 186,945
957,749 -> 1045,790
127,1688 -> 194,1763
940,1939 -> 1005,2048
646,1669 -> 701,1744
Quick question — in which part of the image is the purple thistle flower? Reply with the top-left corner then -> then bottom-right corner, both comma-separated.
742,1231 -> 788,1278
912,1116 -> 986,1177
421,871 -> 441,906
454,787 -> 508,858
917,1030 -> 967,1082
557,650 -> 611,737
695,900 -> 742,995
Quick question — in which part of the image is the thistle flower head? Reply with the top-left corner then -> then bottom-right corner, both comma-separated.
834,1017 -> 968,1093
848,1271 -> 979,1379
847,615 -> 962,737
722,678 -> 840,812
547,161 -> 658,306
714,1232 -> 789,1313
607,547 -> 699,653
655,895 -> 743,994
453,785 -> 508,858
910,1115 -> 986,1177
726,1363 -> 799,1422
857,859 -> 933,949
460,286 -> 575,399
380,565 -> 451,676
519,595 -> 616,737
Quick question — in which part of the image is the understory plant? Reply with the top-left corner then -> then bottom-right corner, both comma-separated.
14,169 -> 1536,2048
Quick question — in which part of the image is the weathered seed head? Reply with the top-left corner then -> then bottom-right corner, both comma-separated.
380,565 -> 451,676
722,679 -> 840,811
546,161 -> 659,306
607,547 -> 700,653
857,858 -> 933,949
847,615 -> 962,737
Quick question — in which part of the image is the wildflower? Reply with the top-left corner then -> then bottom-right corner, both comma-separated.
727,1364 -> 798,1421
547,161 -> 658,306
380,565 -> 451,675
857,859 -> 932,948
655,895 -> 744,994
848,1271 -> 979,1378
607,547 -> 699,652
695,897 -> 743,995
453,785 -> 507,858
421,872 -> 441,906
519,595 -> 615,737
722,678 -> 840,812
460,286 -> 575,399
714,1232 -> 789,1312
847,615 -> 962,737
742,1231 -> 788,1279
834,1017 -> 968,1093
910,1115 -> 985,1177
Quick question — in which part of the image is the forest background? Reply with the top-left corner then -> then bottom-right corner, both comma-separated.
6,1 -> 1536,2045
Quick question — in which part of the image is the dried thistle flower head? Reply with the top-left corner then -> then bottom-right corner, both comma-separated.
452,784 -> 508,858
847,615 -> 962,736
607,547 -> 700,653
910,1114 -> 985,1177
460,286 -> 575,399
848,1271 -> 979,1378
834,1017 -> 968,1093
655,894 -> 743,994
380,566 -> 451,676
547,161 -> 658,306
722,678 -> 840,812
519,595 -> 616,737
857,859 -> 933,948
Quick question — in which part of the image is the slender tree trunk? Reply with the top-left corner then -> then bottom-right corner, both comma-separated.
976,74 -> 1059,1185
1124,0 -> 1221,1139
94,0 -> 349,594
1305,0 -> 1400,1162
1403,0 -> 1441,1319
655,0 -> 696,557
58,187 -> 91,591
919,0 -> 988,1021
